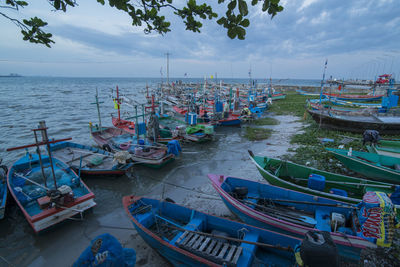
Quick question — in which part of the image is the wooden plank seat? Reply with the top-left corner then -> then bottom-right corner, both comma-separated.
176,230 -> 243,266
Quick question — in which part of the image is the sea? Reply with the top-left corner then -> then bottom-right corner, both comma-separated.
0,76 -> 319,267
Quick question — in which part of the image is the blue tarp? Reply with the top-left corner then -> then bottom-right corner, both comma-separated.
73,233 -> 136,267
167,140 -> 181,156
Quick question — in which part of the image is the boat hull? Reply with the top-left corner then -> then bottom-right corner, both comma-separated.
123,196 -> 300,267
7,154 -> 96,233
49,141 -> 133,177
327,148 -> 400,184
307,109 -> 400,134
208,174 -> 375,262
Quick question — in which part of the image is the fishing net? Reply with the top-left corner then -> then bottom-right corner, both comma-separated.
90,156 -> 103,166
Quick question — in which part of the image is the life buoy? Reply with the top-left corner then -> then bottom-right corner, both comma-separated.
119,142 -> 131,150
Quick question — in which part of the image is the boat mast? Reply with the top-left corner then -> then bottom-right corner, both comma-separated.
319,59 -> 328,105
116,85 -> 121,121
91,88 -> 104,132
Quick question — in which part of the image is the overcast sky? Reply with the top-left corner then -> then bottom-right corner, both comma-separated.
1,0 -> 399,79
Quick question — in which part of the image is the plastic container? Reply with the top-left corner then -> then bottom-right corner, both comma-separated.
215,102 -> 223,112
330,188 -> 348,197
186,113 -> 197,125
308,174 -> 326,191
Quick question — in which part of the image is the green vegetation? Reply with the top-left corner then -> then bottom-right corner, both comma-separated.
268,91 -> 318,117
270,92 -> 400,172
244,127 -> 273,141
2,0 -> 284,46
253,117 -> 279,126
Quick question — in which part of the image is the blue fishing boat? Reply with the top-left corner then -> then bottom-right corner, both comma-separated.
7,152 -> 96,233
0,159 -> 8,219
90,126 -> 175,169
6,122 -> 96,233
208,174 -> 396,262
49,141 -> 134,177
123,195 -> 303,266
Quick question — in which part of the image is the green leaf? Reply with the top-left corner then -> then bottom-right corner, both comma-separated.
227,27 -> 237,39
54,0 -> 60,10
217,17 -> 227,25
239,18 -> 250,27
15,1 -> 28,6
236,26 -> 245,39
238,0 -> 248,16
227,0 -> 237,11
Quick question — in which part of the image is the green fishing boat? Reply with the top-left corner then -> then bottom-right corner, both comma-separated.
366,140 -> 400,159
248,151 -> 397,204
159,115 -> 214,144
326,148 -> 400,184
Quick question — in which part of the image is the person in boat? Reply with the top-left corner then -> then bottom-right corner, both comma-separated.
223,102 -> 230,118
148,111 -> 160,142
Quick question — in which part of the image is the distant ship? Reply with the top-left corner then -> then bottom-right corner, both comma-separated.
0,73 -> 22,77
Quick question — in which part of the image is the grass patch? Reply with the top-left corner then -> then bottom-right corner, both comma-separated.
283,118 -> 400,173
253,117 -> 279,126
244,127 -> 273,141
268,91 -> 319,116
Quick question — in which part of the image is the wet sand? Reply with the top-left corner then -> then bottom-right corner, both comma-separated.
0,115 -> 304,267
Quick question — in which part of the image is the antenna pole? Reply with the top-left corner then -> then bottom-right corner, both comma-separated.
319,59 -> 328,105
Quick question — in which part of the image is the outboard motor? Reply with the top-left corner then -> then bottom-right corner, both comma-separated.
362,130 -> 380,145
295,231 -> 339,267
47,185 -> 74,206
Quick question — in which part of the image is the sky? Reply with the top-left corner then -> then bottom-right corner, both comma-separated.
0,0 -> 399,79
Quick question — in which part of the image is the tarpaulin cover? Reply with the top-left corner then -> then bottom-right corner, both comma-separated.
356,191 -> 396,247
73,233 -> 136,267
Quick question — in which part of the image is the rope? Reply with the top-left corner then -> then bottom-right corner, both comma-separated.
142,174 -> 221,200
0,255 -> 14,266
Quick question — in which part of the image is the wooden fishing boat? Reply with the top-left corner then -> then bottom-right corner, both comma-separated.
49,141 -> 134,177
271,93 -> 286,101
248,151 -> 397,203
208,174 -> 396,261
367,140 -> 400,159
307,108 -> 400,134
0,159 -> 8,219
6,122 -> 96,233
159,116 -> 213,143
112,116 -> 135,134
326,148 -> 400,184
7,137 -> 97,234
323,93 -> 383,102
90,126 -> 174,169
217,114 -> 241,126
123,195 -> 302,266
7,153 -> 96,233
296,89 -> 320,96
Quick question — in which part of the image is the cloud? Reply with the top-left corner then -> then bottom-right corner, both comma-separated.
1,0 -> 400,79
